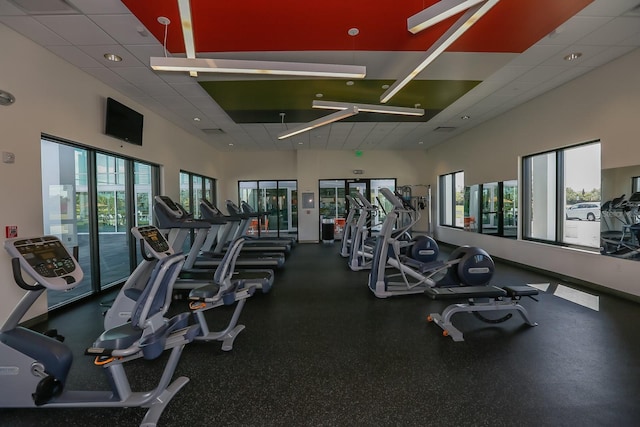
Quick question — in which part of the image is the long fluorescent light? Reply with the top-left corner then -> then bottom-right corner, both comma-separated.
277,107 -> 359,140
408,0 -> 485,34
313,100 -> 424,116
381,0 -> 499,103
177,0 -> 197,77
150,57 -> 366,78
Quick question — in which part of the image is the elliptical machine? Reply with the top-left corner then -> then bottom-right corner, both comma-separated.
368,188 -> 495,298
0,227 -> 200,426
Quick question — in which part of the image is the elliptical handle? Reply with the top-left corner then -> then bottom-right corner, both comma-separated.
12,257 -> 45,291
139,238 -> 156,261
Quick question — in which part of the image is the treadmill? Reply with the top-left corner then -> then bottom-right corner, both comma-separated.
153,196 -> 285,273
221,200 -> 292,253
238,201 -> 297,247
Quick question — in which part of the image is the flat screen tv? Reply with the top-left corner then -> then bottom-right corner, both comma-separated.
105,97 -> 143,146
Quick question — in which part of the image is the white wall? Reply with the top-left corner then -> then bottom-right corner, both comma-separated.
424,48 -> 640,298
0,24 -> 222,323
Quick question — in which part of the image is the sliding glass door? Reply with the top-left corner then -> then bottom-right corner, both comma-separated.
42,141 -> 93,307
41,137 -> 159,309
238,180 -> 298,239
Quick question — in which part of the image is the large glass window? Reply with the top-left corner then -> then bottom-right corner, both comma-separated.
179,170 -> 216,216
42,136 -> 159,309
439,171 -> 464,227
42,141 -> 93,307
523,141 -> 600,248
239,180 -> 298,239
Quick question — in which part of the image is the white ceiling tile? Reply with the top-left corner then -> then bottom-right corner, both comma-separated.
515,65 -> 575,84
68,0 -> 131,15
35,14 -> 116,45
89,14 -> 155,45
507,44 -> 566,67
0,1 -> 26,14
578,0 -> 640,17
0,15 -> 69,45
47,44 -> 103,68
539,16 -> 612,46
80,66 -> 129,86
77,44 -> 145,67
539,45 -> 608,66
578,17 -> 640,45
111,66 -> 165,85
123,44 -> 166,66
484,65 -> 532,83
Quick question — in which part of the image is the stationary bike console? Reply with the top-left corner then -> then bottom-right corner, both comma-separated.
4,236 -> 83,291
131,225 -> 173,258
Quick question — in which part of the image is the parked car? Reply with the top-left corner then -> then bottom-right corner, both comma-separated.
565,202 -> 601,221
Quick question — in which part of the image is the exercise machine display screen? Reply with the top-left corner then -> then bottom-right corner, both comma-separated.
155,195 -> 183,217
136,226 -> 170,253
11,236 -> 76,278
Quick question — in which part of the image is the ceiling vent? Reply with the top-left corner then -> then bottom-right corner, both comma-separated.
9,0 -> 79,14
434,126 -> 457,132
202,128 -> 225,135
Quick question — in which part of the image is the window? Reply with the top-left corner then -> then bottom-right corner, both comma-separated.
439,171 -> 464,227
523,141 -> 600,248
179,170 -> 216,216
41,136 -> 159,309
239,180 -> 298,239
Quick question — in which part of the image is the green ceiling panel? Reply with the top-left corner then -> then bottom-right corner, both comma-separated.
199,79 -> 479,123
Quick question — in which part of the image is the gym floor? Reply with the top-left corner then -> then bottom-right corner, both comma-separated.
2,242 -> 640,426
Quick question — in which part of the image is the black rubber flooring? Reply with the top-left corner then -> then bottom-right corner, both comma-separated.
2,242 -> 640,426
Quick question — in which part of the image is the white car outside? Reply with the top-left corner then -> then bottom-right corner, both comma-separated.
566,202 -> 601,221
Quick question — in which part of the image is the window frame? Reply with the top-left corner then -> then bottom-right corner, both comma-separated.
522,140 -> 601,249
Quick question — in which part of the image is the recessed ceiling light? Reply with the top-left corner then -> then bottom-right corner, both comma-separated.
104,53 -> 122,62
346,81 -> 354,86
298,142 -> 303,145
418,141 -> 424,145
348,28 -> 360,36
193,117 -> 201,121
461,115 -> 470,120
316,93 -> 323,98
381,84 -> 390,90
564,52 -> 582,61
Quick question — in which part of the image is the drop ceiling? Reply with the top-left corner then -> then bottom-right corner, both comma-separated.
1,0 -> 639,151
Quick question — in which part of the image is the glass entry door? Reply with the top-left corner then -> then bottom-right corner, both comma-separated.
320,178 -> 396,239
238,180 -> 298,239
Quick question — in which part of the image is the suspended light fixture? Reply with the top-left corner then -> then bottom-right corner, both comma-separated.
381,0 -> 499,103
312,100 -> 424,116
150,0 -> 366,79
407,0 -> 485,34
278,107 -> 359,140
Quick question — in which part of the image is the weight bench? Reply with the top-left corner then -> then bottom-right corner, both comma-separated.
425,285 -> 539,342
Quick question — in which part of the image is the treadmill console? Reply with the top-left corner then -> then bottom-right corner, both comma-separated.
4,236 -> 83,291
200,199 -> 223,216
155,195 -> 184,218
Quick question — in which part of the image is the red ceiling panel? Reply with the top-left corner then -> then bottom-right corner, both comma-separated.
122,0 -> 593,55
